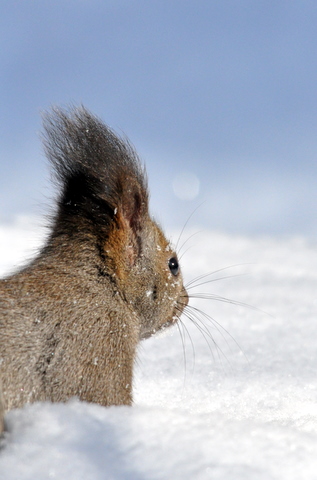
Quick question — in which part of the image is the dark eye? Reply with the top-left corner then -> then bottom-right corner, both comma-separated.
168,257 -> 179,276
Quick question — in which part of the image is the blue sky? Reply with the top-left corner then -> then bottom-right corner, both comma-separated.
1,1 -> 317,236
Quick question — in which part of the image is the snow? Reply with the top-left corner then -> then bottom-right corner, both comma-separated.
1,217 -> 317,479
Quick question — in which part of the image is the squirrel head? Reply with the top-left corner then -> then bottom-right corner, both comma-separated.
43,106 -> 188,339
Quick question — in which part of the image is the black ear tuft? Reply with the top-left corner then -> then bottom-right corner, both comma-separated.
42,105 -> 149,235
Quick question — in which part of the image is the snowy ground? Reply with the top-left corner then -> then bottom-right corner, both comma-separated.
0,216 -> 317,479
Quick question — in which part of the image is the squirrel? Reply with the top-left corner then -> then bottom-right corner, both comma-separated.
0,106 -> 188,432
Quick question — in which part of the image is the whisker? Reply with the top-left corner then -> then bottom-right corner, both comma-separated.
182,308 -> 232,369
188,293 -> 271,317
179,244 -> 195,262
175,319 -> 188,386
175,203 -> 204,252
176,306 -> 196,370
175,232 -> 259,374
186,273 -> 248,290
185,303 -> 248,364
185,263 -> 253,289
182,310 -> 217,361
177,231 -> 202,259
186,304 -> 233,352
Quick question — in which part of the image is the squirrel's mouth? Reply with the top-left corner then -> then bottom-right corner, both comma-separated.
140,296 -> 187,340
140,317 -> 177,340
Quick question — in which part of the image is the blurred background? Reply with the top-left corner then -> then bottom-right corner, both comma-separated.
1,0 -> 317,237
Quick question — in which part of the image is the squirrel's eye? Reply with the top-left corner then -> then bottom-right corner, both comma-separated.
168,257 -> 179,276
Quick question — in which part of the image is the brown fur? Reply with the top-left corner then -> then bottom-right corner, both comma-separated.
0,106 -> 188,431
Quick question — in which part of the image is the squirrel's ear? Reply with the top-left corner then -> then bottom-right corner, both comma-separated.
121,183 -> 147,234
42,105 -> 149,259
114,176 -> 148,266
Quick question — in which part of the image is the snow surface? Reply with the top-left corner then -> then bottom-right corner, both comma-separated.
0,217 -> 317,479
